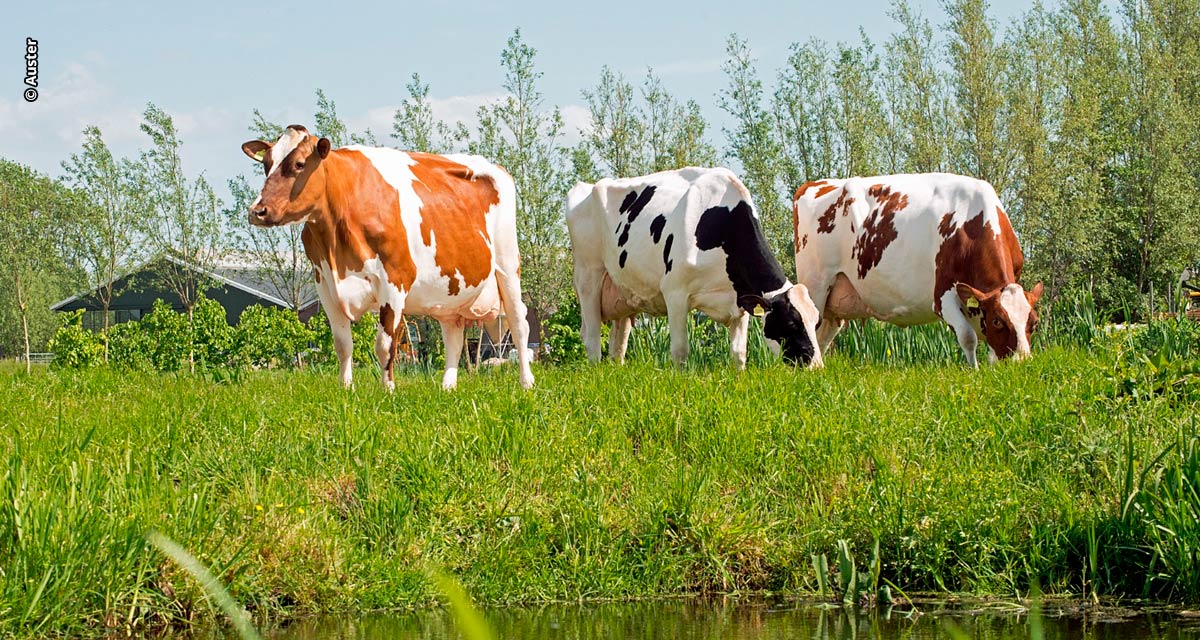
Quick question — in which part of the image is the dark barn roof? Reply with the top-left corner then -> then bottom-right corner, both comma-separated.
51,256 -> 318,325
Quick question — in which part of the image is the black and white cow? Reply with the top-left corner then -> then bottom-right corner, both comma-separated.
566,167 -> 822,368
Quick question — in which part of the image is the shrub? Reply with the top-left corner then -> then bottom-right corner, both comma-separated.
542,298 -> 609,365
191,295 -> 234,369
139,299 -> 190,372
309,312 -> 379,368
47,310 -> 104,369
233,305 -> 315,369
106,320 -> 154,371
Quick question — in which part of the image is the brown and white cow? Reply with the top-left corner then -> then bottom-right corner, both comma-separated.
241,125 -> 533,391
792,173 -> 1043,367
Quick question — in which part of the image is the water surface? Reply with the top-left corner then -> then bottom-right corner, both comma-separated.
214,599 -> 1200,640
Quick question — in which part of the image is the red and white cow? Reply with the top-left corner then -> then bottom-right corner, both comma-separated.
792,173 -> 1043,367
241,125 -> 534,391
568,167 -> 822,368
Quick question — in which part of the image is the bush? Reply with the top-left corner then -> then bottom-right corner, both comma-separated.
139,299 -> 190,372
542,298 -> 602,365
47,310 -> 104,369
191,295 -> 234,369
309,312 -> 380,368
233,305 -> 315,369
106,320 -> 154,371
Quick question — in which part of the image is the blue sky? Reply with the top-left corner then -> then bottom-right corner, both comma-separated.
5,0 -> 1035,201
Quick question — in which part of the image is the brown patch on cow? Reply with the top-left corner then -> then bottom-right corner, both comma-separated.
933,208 -> 1028,360
379,303 -> 398,374
801,234 -> 808,248
794,180 -> 829,200
852,185 -> 907,278
302,149 -> 418,296
792,201 -> 801,250
408,152 -> 498,296
816,189 -> 851,234
939,212 -> 957,238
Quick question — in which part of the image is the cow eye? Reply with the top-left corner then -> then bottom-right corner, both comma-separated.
993,318 -> 1003,329
295,160 -> 306,171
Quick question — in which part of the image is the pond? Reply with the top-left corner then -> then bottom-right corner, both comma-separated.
194,598 -> 1200,640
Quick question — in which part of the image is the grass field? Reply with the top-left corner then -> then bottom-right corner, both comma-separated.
1,321 -> 1199,637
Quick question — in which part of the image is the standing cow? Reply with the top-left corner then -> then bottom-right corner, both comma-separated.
240,125 -> 534,391
567,167 -> 822,368
791,172 -> 1043,367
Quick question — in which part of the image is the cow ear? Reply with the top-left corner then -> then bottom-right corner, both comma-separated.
316,137 -> 332,159
1027,282 -> 1044,305
242,140 -> 270,162
956,283 -> 987,309
738,294 -> 768,315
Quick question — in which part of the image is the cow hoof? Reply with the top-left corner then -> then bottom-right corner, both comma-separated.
520,374 -> 535,390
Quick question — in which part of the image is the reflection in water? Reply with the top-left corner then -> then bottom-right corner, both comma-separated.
194,599 -> 1199,640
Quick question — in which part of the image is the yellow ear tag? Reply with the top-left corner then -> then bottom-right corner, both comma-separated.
753,304 -> 766,317
254,150 -> 266,161
965,298 -> 980,309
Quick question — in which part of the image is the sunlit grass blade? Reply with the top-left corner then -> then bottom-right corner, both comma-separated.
147,531 -> 261,640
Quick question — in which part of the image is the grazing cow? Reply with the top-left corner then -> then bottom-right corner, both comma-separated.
240,125 -> 534,391
791,172 -> 1043,367
567,167 -> 822,368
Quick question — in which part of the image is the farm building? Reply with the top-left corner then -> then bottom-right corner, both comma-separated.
50,255 -> 319,330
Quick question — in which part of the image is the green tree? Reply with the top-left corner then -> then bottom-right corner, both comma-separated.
138,103 -> 226,371
0,160 -> 74,371
467,29 -> 573,322
831,35 -> 888,177
720,35 -> 789,261
581,66 -> 646,177
774,39 -> 837,190
944,0 -> 1013,193
60,126 -> 147,359
391,73 -> 461,153
885,0 -> 951,173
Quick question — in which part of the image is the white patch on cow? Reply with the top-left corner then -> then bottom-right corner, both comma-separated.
250,128 -> 307,210
999,283 -> 1033,358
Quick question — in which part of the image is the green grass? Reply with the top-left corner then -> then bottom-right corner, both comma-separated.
1,333 -> 1199,636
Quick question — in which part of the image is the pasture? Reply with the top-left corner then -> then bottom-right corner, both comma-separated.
1,315 -> 1198,637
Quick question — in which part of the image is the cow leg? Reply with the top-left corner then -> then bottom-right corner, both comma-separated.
665,292 -> 691,368
495,270 -> 535,390
439,319 -> 466,390
609,317 -> 633,364
328,312 -> 354,388
728,312 -> 749,370
575,267 -> 605,363
939,290 -> 979,369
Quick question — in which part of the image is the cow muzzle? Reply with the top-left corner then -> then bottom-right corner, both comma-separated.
249,205 -> 272,226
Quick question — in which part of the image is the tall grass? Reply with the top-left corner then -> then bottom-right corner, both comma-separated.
2,310 -> 1200,637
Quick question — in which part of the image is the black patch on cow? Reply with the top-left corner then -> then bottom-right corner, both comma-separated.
619,186 -> 656,223
649,215 -> 667,243
662,234 -> 674,273
695,201 -> 788,305
619,191 -> 638,213
619,250 -> 628,268
617,222 -> 631,247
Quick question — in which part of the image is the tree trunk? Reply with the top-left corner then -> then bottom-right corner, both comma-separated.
102,299 -> 110,363
16,272 -> 30,375
187,304 -> 195,374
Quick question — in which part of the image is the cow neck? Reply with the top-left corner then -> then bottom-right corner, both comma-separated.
695,201 -> 791,303
301,151 -> 371,279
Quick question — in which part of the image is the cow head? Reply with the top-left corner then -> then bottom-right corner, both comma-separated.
240,125 -> 332,227
956,281 -> 1044,360
740,284 -> 824,368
